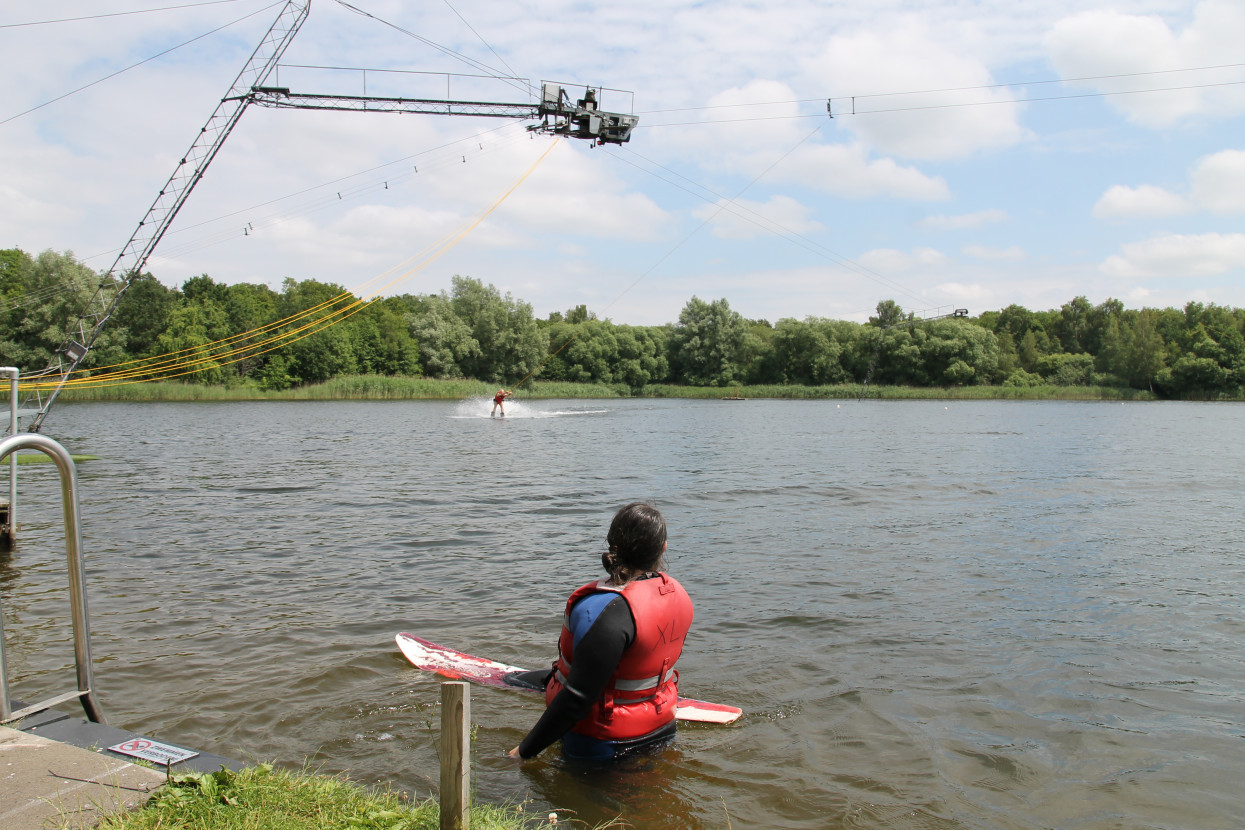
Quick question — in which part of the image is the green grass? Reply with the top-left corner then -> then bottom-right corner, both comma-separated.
48,375 -> 1168,403
84,764 -> 580,830
9,453 -> 99,464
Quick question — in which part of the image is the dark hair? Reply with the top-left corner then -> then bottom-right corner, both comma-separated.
602,502 -> 667,580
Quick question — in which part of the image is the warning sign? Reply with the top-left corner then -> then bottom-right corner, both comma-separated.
108,737 -> 200,765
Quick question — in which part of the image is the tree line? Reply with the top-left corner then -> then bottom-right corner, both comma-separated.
3,248 -> 1244,398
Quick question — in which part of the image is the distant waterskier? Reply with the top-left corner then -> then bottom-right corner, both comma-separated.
491,388 -> 513,416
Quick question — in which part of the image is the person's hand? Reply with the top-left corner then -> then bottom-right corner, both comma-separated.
506,746 -> 522,759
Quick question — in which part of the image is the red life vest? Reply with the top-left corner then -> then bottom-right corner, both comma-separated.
545,573 -> 694,741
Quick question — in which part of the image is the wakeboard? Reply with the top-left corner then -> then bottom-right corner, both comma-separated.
395,632 -> 741,724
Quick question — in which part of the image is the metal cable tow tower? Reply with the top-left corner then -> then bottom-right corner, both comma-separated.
19,0 -> 312,433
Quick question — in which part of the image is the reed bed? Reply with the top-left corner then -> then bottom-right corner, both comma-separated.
50,376 -> 1163,403
638,383 -> 1160,401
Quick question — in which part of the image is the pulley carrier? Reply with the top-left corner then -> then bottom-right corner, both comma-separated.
532,84 -> 638,144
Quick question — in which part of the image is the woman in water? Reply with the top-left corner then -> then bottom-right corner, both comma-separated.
508,502 -> 694,761
491,388 -> 512,416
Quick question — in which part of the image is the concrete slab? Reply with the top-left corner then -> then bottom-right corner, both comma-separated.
0,725 -> 167,830
16,707 -> 237,774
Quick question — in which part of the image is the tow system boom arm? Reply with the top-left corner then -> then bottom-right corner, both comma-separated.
245,82 -> 639,145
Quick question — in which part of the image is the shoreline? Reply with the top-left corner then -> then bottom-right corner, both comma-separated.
44,375 -> 1206,403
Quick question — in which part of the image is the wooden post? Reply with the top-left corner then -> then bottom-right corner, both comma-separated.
439,681 -> 470,830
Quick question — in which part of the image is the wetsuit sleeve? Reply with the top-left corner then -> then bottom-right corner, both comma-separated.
517,595 -> 635,758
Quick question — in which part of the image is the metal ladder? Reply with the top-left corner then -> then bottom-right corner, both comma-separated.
0,431 -> 107,725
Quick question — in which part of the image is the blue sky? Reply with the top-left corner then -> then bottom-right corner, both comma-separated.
3,0 -> 1244,325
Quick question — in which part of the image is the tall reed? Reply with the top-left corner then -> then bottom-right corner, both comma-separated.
51,376 -> 1161,403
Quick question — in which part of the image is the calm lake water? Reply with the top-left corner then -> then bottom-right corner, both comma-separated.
3,398 -> 1242,829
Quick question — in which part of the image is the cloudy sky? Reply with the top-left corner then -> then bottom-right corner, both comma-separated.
3,0 -> 1244,325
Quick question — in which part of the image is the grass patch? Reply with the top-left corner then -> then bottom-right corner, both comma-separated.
49,375 -> 1167,403
86,764 -> 573,830
10,453 -> 100,464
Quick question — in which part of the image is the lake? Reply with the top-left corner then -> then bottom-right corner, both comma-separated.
3,398 -> 1242,828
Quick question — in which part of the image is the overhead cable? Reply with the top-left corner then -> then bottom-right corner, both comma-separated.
0,0 -> 284,126
331,0 -> 531,98
0,0 -> 249,28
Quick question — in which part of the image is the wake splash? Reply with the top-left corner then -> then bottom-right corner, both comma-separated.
450,397 -> 608,419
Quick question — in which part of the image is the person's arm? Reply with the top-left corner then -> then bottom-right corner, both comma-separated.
514,596 -> 634,758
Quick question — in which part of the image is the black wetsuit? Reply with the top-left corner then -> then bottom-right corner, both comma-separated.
517,593 -> 639,758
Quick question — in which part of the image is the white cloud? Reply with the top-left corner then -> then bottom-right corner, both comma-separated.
1094,148 -> 1245,218
661,80 -> 949,202
694,195 -> 821,240
805,19 -> 1028,160
963,244 -> 1026,261
1093,184 -> 1190,218
1046,1 -> 1245,128
694,80 -> 809,154
858,247 -> 949,272
1189,149 -> 1245,213
1101,232 -> 1245,277
920,209 -> 1008,230
932,282 -> 991,306
780,142 -> 951,200
497,144 -> 670,241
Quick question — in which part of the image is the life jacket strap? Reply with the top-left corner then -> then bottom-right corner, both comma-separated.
554,661 -> 675,695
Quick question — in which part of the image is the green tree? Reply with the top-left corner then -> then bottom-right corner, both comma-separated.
1035,352 -> 1095,386
543,319 -> 617,383
111,273 -> 177,358
0,248 -> 37,365
182,273 -> 229,306
668,296 -> 752,386
448,276 -> 545,382
277,278 -> 359,384
0,248 -> 33,297
994,330 -> 1019,377
993,304 -> 1035,342
352,299 -> 421,376
1182,302 -> 1245,388
917,319 -> 999,385
871,326 -> 924,385
1056,296 -> 1093,354
612,325 -> 668,388
153,295 -> 231,384
408,293 -> 479,378
869,299 -> 907,328
1117,311 -> 1166,390
1017,328 -> 1054,372
770,318 -> 847,384
1086,298 -> 1125,356
0,250 -> 124,371
223,282 -> 280,380
1161,355 -> 1229,396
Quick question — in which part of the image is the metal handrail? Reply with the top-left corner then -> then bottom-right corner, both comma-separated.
3,366 -> 17,545
0,433 -> 106,724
